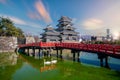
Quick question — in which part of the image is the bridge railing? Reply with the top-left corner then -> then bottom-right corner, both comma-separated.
40,42 -> 56,47
114,45 -> 120,54
55,43 -> 120,54
18,42 -> 120,55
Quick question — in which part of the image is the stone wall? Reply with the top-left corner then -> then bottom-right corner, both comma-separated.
0,36 -> 40,52
0,37 -> 17,52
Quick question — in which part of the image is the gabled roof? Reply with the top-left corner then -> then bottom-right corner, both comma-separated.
46,32 -> 60,35
44,27 -> 54,31
44,36 -> 60,40
57,22 -> 73,27
57,25 -> 76,31
58,16 -> 72,22
63,25 -> 75,30
43,25 -> 56,31
61,30 -> 78,35
41,31 -> 60,36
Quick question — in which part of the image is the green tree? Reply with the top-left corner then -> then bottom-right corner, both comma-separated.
0,17 -> 24,37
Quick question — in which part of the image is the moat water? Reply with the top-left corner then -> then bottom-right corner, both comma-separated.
0,52 -> 120,80
80,52 -> 120,70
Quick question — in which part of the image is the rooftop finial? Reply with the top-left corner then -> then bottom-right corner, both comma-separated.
47,24 -> 52,28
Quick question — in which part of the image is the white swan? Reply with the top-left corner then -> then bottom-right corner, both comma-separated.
51,59 -> 57,64
43,59 -> 57,65
44,59 -> 51,65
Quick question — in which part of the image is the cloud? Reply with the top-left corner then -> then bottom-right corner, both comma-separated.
35,0 -> 52,23
0,14 -> 42,28
0,0 -> 7,4
22,0 -> 42,21
96,2 -> 120,36
75,1 -> 120,36
9,16 -> 27,25
28,12 -> 42,20
27,22 -> 42,28
0,14 -> 26,25
82,18 -> 103,30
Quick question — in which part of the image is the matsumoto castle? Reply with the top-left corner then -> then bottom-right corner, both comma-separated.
41,16 -> 79,42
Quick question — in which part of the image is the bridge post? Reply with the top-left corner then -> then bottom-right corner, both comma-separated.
77,51 -> 80,62
98,53 -> 110,68
47,48 -> 51,57
32,47 -> 35,57
100,58 -> 104,67
27,48 -> 29,56
60,49 -> 63,59
46,49 -> 48,57
22,48 -> 25,54
56,48 -> 59,58
38,48 -> 41,59
73,52 -> 75,61
42,49 -> 45,57
98,53 -> 104,67
105,56 -> 110,68
49,48 -> 52,57
72,50 -> 76,61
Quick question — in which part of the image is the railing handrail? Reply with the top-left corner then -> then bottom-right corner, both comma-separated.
18,42 -> 120,54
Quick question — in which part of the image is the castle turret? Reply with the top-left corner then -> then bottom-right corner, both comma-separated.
56,16 -> 79,42
41,25 -> 60,42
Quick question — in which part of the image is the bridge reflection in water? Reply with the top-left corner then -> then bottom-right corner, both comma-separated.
40,64 -> 56,72
19,54 -> 57,72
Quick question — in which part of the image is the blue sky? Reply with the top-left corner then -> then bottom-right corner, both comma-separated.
0,0 -> 120,38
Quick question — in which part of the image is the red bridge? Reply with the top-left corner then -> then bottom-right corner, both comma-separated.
18,42 -> 120,68
19,42 -> 120,56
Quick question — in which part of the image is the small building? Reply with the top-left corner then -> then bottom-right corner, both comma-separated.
56,16 -> 79,42
96,36 -> 103,41
25,36 -> 35,44
41,25 -> 60,42
81,35 -> 91,42
91,36 -> 97,41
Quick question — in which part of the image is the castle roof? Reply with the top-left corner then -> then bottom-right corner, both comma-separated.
44,36 -> 60,40
58,16 -> 72,22
44,26 -> 54,31
45,31 -> 60,35
61,30 -> 78,35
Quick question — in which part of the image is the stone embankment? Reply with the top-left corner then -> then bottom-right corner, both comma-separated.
0,37 -> 17,52
0,36 -> 39,52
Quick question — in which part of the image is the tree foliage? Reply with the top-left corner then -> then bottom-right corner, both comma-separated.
0,17 -> 24,37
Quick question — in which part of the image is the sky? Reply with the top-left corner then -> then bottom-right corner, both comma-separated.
0,0 -> 120,38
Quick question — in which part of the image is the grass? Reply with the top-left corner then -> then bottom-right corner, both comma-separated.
55,61 -> 120,80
